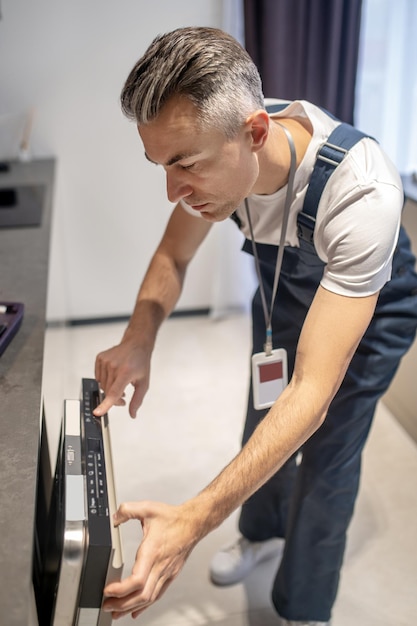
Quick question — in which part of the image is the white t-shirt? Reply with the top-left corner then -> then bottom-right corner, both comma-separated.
183,99 -> 403,297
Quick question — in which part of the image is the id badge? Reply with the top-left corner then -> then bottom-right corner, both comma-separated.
252,348 -> 288,410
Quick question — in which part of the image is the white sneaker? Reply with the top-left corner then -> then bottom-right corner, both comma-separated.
209,536 -> 284,586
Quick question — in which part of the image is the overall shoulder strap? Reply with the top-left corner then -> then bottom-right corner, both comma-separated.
265,103 -> 373,247
298,123 -> 372,245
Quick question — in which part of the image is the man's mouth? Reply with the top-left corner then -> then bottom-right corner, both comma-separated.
189,203 -> 209,212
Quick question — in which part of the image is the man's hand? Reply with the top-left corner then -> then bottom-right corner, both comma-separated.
102,500 -> 199,619
94,340 -> 151,418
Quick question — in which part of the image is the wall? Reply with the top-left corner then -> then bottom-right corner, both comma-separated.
0,0 -> 254,321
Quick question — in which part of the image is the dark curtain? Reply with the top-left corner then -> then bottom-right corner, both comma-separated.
244,0 -> 363,124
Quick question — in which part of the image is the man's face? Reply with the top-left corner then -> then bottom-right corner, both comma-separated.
138,96 -> 260,222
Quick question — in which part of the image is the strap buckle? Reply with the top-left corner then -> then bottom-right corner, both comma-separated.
297,211 -> 316,244
316,141 -> 348,167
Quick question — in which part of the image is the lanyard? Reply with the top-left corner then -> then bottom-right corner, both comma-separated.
244,122 -> 297,355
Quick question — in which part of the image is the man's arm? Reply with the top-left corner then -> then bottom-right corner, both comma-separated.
189,286 -> 378,527
102,285 -> 379,618
94,204 -> 212,417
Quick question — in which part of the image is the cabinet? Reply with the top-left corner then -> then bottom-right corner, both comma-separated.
383,178 -> 417,443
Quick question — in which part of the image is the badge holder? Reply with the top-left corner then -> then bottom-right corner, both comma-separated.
252,348 -> 288,410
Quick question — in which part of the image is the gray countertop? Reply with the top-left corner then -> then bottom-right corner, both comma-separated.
0,158 -> 55,625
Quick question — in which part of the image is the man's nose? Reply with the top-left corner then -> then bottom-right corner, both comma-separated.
166,170 -> 193,204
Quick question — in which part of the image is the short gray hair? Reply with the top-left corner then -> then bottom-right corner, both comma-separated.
120,26 -> 265,139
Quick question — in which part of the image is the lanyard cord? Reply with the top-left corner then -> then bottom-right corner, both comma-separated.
244,122 -> 297,355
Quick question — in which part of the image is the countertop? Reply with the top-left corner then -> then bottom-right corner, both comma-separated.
0,158 -> 55,625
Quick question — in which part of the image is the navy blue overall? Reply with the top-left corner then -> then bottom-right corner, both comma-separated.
237,114 -> 417,622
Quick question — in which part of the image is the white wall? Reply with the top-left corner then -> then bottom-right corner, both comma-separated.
0,0 -> 254,321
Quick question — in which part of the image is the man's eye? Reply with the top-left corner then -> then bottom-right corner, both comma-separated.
181,162 -> 196,171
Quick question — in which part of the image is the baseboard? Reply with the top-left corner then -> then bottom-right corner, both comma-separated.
46,308 -> 211,329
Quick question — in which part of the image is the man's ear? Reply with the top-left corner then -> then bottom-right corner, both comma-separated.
245,109 -> 270,152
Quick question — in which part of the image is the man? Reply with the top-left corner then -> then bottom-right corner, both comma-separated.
93,27 -> 417,624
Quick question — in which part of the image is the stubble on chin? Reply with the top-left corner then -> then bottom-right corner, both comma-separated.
204,199 -> 241,223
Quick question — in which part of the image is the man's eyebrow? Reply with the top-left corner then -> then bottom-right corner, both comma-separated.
144,150 -> 199,167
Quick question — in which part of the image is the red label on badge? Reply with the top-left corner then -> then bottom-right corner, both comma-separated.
258,360 -> 283,383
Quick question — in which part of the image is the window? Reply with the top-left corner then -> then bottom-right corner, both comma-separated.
355,0 -> 417,174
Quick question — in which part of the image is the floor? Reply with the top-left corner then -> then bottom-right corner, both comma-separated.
42,312 -> 417,626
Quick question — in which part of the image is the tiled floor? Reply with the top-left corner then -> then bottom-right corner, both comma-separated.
42,313 -> 417,625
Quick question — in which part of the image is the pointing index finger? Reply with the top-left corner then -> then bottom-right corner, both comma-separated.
93,395 -> 116,417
